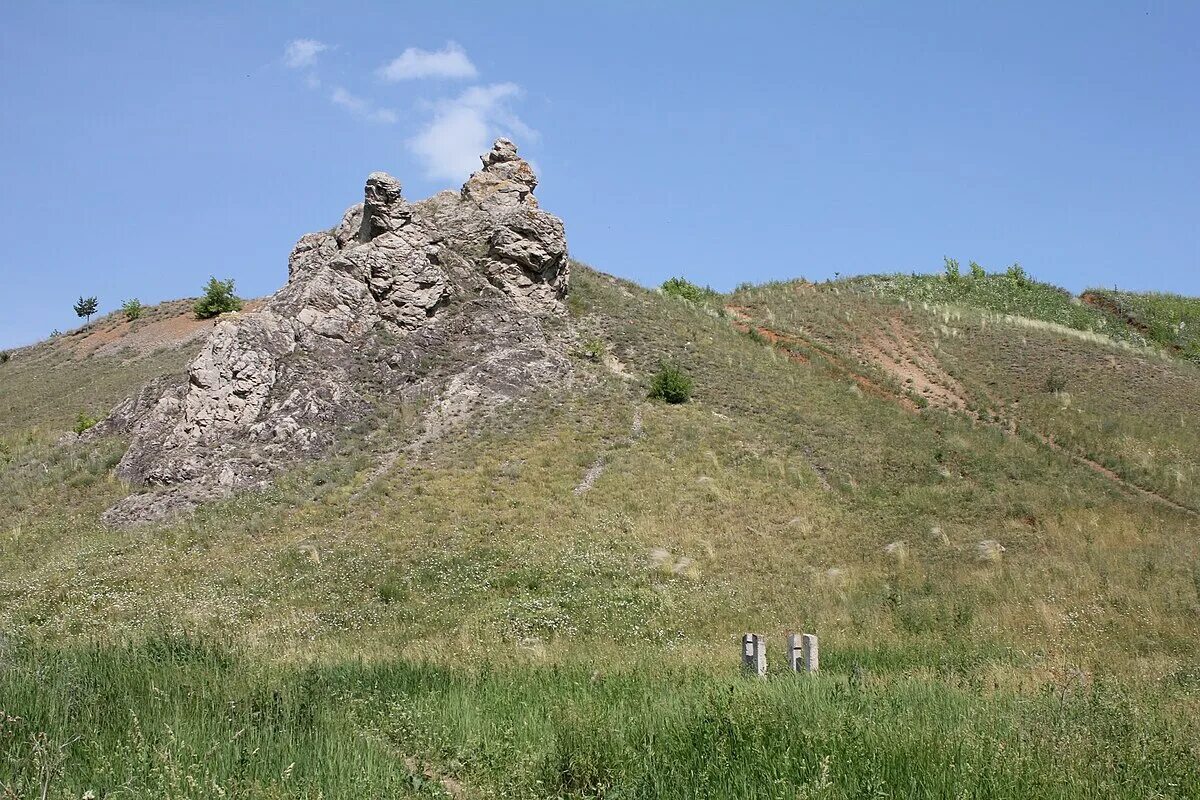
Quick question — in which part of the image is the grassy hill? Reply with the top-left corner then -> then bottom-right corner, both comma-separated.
2,266 -> 1199,797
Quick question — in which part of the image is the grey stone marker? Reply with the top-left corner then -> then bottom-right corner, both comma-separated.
784,633 -> 803,672
801,633 -> 819,673
742,633 -> 766,677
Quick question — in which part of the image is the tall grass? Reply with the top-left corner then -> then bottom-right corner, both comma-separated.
1082,289 -> 1200,362
2,637 -> 1198,798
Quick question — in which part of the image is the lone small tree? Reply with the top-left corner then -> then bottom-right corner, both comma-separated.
74,296 -> 99,324
194,277 -> 242,319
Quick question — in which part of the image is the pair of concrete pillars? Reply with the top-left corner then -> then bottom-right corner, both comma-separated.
741,633 -> 818,677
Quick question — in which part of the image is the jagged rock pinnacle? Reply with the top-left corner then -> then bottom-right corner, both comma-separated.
91,140 -> 571,524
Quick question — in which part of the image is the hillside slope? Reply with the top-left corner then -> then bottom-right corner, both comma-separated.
2,266 -> 1197,663
2,266 -> 1199,797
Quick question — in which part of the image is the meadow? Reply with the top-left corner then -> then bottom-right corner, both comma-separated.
3,636 -> 1198,798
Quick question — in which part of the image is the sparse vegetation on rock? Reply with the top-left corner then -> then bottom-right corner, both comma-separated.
577,336 -> 605,362
73,410 -> 99,434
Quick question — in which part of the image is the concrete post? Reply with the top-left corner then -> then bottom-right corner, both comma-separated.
741,633 -> 766,677
784,633 -> 803,672
801,633 -> 819,673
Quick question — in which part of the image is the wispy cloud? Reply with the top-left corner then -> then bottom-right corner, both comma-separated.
283,39 -> 328,69
331,87 -> 398,124
378,42 -> 478,82
409,83 -> 535,180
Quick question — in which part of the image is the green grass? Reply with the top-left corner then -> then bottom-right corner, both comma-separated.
842,271 -> 1113,334
3,637 -> 1198,799
838,270 -> 1200,366
1081,289 -> 1200,363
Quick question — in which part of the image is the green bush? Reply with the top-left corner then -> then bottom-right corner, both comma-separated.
194,277 -> 242,319
1006,263 -> 1028,286
661,277 -> 717,304
377,580 -> 408,605
943,257 -> 961,282
122,298 -> 144,321
648,364 -> 693,404
969,261 -> 987,280
1044,368 -> 1067,394
0,351 -> 9,364
73,411 -> 99,434
577,337 -> 605,362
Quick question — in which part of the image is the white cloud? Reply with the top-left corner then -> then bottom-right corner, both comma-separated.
409,83 -> 535,180
283,39 -> 328,69
377,42 -> 478,82
331,87 -> 398,124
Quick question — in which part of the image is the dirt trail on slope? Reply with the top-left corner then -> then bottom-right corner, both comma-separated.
725,305 -> 908,408
859,317 -> 972,412
723,304 -> 1198,518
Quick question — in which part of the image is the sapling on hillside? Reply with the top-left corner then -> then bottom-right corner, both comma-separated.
74,295 -> 99,324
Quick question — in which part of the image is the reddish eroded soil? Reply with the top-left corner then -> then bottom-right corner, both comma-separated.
68,299 -> 265,359
725,305 -> 912,409
858,317 -> 972,412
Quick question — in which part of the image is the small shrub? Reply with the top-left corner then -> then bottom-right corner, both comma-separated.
1006,263 -> 1028,286
744,327 -> 769,346
969,261 -> 986,280
576,337 -> 605,362
1044,368 -> 1067,394
0,351 -> 9,364
661,277 -> 717,304
566,292 -> 588,318
122,298 -> 144,321
50,329 -> 62,338
943,257 -> 961,282
73,411 -> 99,434
194,277 -> 242,319
378,580 -> 408,604
648,364 -> 693,404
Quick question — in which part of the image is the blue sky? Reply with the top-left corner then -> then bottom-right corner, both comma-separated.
1,1 -> 1197,348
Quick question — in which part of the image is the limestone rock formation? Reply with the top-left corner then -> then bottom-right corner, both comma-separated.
92,139 -> 571,524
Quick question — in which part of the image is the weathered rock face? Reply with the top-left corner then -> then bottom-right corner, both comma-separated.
93,139 -> 571,524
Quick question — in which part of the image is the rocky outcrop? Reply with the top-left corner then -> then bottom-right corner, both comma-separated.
92,139 -> 571,524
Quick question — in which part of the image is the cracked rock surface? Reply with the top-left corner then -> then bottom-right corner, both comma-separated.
92,139 -> 571,524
